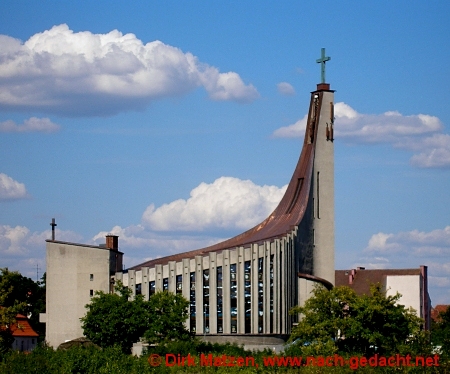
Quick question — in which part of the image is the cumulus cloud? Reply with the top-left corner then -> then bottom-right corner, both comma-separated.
142,176 -> 287,231
358,226 -> 450,304
0,173 -> 28,200
0,225 -> 81,257
0,117 -> 60,133
277,82 -> 295,96
92,225 -> 223,256
0,24 -> 259,116
273,102 -> 450,168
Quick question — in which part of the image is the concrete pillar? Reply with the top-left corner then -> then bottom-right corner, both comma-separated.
169,261 -> 176,293
155,265 -> 163,292
209,252 -> 217,334
195,256 -> 203,334
141,267 -> 149,301
222,250 -> 231,334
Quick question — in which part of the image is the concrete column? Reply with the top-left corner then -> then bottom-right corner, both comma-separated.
237,247 -> 245,334
155,265 -> 163,292
141,267 -> 149,301
251,243 -> 258,334
169,261 -> 176,293
128,269 -> 136,299
195,256 -> 203,334
209,252 -> 217,334
222,250 -> 230,334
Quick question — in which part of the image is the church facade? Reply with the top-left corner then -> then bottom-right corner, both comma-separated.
42,53 -> 336,348
115,80 -> 336,346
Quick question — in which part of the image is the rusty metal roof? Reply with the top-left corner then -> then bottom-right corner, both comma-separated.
130,91 -> 323,271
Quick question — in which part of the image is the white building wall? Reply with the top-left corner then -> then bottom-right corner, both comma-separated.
45,242 -> 113,348
385,275 -> 421,317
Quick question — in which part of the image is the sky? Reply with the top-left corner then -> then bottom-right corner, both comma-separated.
0,1 -> 449,304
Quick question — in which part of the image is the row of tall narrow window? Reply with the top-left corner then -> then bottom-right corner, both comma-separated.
141,255 -> 276,334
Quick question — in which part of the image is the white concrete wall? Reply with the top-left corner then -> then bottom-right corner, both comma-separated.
386,275 -> 421,317
45,242 -> 112,348
312,89 -> 335,285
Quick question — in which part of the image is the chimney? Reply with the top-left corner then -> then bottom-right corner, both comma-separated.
349,269 -> 356,285
106,235 -> 119,251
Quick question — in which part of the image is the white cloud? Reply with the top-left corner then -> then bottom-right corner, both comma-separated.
0,24 -> 259,116
0,173 -> 28,200
0,224 -> 82,258
277,82 -> 295,96
272,114 -> 307,138
273,102 -> 449,168
142,176 -> 287,231
0,117 -> 60,133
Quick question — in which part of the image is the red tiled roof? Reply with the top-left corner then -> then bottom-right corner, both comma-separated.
431,305 -> 449,322
335,268 -> 421,296
10,314 -> 39,337
129,89 -> 331,270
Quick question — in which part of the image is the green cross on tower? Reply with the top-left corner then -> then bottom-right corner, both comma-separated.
316,48 -> 331,84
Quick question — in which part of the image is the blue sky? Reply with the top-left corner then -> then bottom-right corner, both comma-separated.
1,1 -> 449,304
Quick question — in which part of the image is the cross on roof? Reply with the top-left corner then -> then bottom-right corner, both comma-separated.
316,48 -> 331,84
50,218 -> 57,240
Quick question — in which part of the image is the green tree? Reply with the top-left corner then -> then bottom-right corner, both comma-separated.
81,284 -> 148,353
82,285 -> 192,353
289,284 -> 424,356
432,306 -> 450,352
0,268 -> 46,337
0,269 -> 28,355
144,291 -> 191,344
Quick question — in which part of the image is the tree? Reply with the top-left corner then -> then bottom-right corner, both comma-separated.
81,285 -> 192,353
0,268 -> 46,337
144,291 -> 191,344
0,269 -> 28,355
81,284 -> 148,353
432,305 -> 450,353
289,284 -> 424,356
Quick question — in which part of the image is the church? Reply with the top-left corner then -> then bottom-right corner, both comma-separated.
40,50 -> 336,349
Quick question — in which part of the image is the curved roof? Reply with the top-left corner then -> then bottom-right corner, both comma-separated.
130,91 -> 321,270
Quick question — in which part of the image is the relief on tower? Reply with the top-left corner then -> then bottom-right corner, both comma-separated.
326,102 -> 334,142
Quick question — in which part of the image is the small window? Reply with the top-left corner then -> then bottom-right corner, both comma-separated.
90,274 -> 94,281
90,289 -> 94,297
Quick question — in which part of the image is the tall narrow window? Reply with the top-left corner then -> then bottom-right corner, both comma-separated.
176,275 -> 182,294
316,171 -> 320,219
230,264 -> 237,333
135,283 -> 142,295
163,278 -> 168,291
203,269 -> 210,334
217,266 -> 223,333
90,289 -> 94,297
90,274 -> 94,281
149,281 -> 156,298
190,272 -> 196,333
244,261 -> 251,333
258,258 -> 264,333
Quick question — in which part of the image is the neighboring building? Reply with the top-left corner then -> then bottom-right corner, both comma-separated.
10,313 -> 39,352
40,235 -> 123,348
431,305 -> 449,323
335,266 -> 431,330
42,52 -> 336,349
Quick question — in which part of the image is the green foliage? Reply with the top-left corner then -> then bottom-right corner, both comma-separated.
82,285 -> 192,353
0,268 -> 30,356
81,283 -> 148,354
144,291 -> 191,344
289,284 -> 426,356
0,268 -> 46,337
